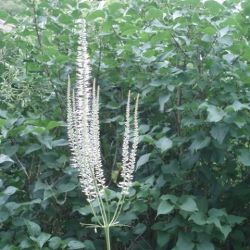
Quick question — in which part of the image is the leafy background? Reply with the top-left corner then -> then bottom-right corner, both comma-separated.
0,0 -> 249,249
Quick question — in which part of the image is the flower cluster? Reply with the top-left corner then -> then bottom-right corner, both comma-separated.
67,20 -> 139,202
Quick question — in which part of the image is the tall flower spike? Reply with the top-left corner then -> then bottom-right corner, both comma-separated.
67,19 -> 139,203
118,93 -> 139,195
67,20 -> 103,202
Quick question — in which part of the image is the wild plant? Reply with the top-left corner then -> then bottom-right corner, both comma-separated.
66,20 -> 139,250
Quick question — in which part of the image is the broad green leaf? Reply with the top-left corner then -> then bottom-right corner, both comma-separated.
217,36 -> 233,47
25,220 -> 41,237
36,232 -> 51,248
119,211 -> 137,224
220,225 -> 232,239
179,197 -> 198,212
238,149 -> 250,166
58,14 -> 72,25
25,144 -> 41,155
51,139 -> 68,147
219,26 -> 230,37
208,208 -> 227,218
3,186 -> 17,195
68,240 -> 85,250
161,194 -> 178,203
207,105 -> 225,122
155,137 -> 173,152
151,31 -> 171,43
223,53 -> 237,64
0,211 -> 9,223
37,134 -> 53,149
204,0 -> 223,14
176,233 -> 195,250
172,10 -> 182,20
159,95 -> 170,112
189,136 -> 210,152
136,153 -> 150,169
47,121 -> 65,130
227,215 -> 245,225
157,200 -> 174,216
145,8 -> 163,20
227,101 -> 250,112
133,223 -> 146,235
157,232 -> 170,247
207,216 -> 222,230
210,124 -> 229,144
108,2 -> 124,14
189,212 -> 206,225
86,10 -> 105,21
57,182 -> 77,193
196,241 -> 215,250
83,240 -> 95,250
73,206 -> 92,216
0,154 -> 14,164
49,236 -> 62,249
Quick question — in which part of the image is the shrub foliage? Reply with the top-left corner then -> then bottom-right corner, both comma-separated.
0,0 -> 249,249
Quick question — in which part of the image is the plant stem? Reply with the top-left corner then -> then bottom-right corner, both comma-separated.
104,225 -> 111,250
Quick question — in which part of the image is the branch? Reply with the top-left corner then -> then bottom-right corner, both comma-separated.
31,0 -> 65,120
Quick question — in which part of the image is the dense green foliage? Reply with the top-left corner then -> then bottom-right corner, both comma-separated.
0,0 -> 250,249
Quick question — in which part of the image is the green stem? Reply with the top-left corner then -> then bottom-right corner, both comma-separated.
104,225 -> 111,250
110,194 -> 125,225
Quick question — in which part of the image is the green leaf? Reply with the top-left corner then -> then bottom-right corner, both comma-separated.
57,182 -> 77,193
189,212 -> 206,226
0,154 -> 14,164
86,10 -> 105,21
155,137 -> 173,152
119,211 -> 137,224
3,186 -> 17,195
228,101 -> 250,112
136,153 -> 151,169
157,200 -> 174,216
49,236 -> 62,249
36,232 -> 51,248
25,144 -> 41,155
83,240 -> 95,250
176,233 -> 195,250
219,26 -> 230,37
47,121 -> 65,130
73,206 -> 92,216
210,124 -> 229,144
172,10 -> 182,20
157,232 -> 170,247
179,197 -> 198,212
207,105 -> 225,122
58,14 -> 72,25
204,0 -> 223,14
196,241 -> 215,250
133,223 -> 146,235
151,31 -> 171,43
25,220 -> 41,237
238,149 -> 250,166
108,2 -> 124,14
161,194 -> 178,203
159,95 -> 170,112
145,8 -> 163,20
37,134 -> 53,149
220,225 -> 232,239
189,136 -> 210,152
0,211 -> 9,223
51,139 -> 68,147
68,240 -> 85,249
227,215 -> 245,225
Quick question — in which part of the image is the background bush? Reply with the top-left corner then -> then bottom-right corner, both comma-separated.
0,0 -> 249,249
